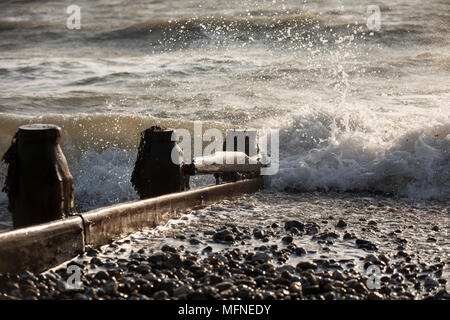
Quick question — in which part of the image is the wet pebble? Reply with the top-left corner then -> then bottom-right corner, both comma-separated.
424,276 -> 439,289
284,220 -> 304,231
336,220 -> 347,228
296,262 -> 318,271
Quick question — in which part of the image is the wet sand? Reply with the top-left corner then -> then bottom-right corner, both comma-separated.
0,191 -> 449,300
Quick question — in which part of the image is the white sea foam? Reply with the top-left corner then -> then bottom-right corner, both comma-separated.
68,147 -> 138,212
63,112 -> 449,214
267,110 -> 450,200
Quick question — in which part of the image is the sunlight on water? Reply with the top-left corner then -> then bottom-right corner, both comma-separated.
0,0 -> 449,220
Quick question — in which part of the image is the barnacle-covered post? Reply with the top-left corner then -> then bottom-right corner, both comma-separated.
2,124 -> 75,229
131,126 -> 187,199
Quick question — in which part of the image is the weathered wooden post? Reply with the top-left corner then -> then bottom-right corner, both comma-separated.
2,124 -> 75,229
131,126 -> 187,199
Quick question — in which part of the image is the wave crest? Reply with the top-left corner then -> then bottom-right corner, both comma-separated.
268,112 -> 450,200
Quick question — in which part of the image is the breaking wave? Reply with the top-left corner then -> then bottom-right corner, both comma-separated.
0,110 -> 449,218
268,111 -> 450,200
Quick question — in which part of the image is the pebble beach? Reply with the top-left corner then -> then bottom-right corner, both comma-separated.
1,191 -> 448,300
0,0 -> 449,304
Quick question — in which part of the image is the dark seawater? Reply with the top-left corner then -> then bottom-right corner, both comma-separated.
0,0 -> 449,227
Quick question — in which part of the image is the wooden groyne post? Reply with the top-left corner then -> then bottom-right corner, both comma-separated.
2,124 -> 74,229
131,126 -> 187,199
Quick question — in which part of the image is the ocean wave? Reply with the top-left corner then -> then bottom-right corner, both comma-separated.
0,113 -> 203,154
1,111 -> 449,210
1,12 -> 444,49
95,14 -> 318,39
0,113 -> 229,212
268,112 -> 450,200
67,72 -> 140,86
0,19 -> 54,32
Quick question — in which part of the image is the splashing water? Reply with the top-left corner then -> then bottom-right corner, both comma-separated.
0,0 -> 449,220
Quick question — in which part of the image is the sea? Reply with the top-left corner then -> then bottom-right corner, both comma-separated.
0,0 -> 449,228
